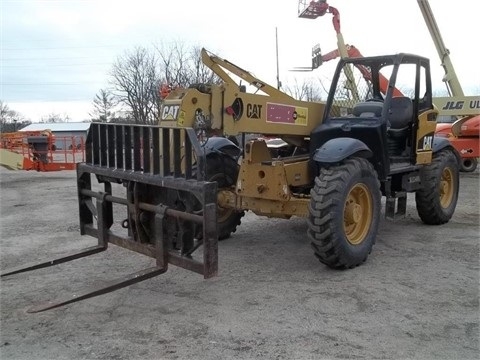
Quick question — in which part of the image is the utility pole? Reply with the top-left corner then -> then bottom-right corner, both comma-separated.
275,27 -> 281,90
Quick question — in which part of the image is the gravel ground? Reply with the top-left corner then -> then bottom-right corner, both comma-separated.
0,166 -> 478,360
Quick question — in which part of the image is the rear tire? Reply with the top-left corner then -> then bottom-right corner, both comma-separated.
415,149 -> 459,224
308,157 -> 381,269
460,157 -> 477,173
206,154 -> 245,240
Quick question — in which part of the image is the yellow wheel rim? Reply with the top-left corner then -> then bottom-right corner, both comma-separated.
209,173 -> 234,223
440,167 -> 454,208
344,183 -> 373,245
216,190 -> 234,222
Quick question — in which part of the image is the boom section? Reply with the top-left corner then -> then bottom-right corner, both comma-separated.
160,48 -> 327,137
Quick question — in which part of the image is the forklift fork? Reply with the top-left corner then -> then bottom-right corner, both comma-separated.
1,124 -> 218,312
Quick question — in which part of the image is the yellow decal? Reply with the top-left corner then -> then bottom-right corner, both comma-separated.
177,110 -> 186,126
294,106 -> 308,125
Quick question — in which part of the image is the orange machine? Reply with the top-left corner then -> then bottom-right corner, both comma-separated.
297,1 -> 406,100
0,130 -> 85,171
435,115 -> 480,172
293,44 -> 404,98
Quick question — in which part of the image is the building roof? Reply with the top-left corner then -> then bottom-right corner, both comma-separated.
20,122 -> 91,132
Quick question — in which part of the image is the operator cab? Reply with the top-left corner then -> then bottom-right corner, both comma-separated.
311,53 -> 435,179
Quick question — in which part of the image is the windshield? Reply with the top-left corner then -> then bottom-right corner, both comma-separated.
328,62 -> 377,117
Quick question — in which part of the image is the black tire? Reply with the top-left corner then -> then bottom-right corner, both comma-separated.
307,157 -> 381,269
460,157 -> 477,173
206,154 -> 245,240
415,149 -> 459,224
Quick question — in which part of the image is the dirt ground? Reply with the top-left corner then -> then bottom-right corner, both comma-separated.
0,166 -> 478,360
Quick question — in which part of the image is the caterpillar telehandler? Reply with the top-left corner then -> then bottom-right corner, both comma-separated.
1,47 -> 460,312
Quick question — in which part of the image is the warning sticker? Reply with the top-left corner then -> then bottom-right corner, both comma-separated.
266,103 -> 308,126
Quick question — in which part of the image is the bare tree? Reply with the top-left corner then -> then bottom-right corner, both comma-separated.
108,43 -> 218,125
185,46 -> 219,85
41,113 -> 70,123
0,101 -> 29,132
156,42 -> 189,87
155,43 -> 218,88
110,46 -> 160,125
284,78 -> 324,102
0,101 -> 13,131
90,89 -> 116,122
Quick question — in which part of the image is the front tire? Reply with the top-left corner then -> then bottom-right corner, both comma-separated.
308,157 -> 381,269
206,154 -> 245,240
415,149 -> 459,224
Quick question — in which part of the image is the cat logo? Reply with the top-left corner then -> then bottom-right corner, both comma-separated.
422,135 -> 433,150
161,105 -> 180,120
246,104 -> 262,119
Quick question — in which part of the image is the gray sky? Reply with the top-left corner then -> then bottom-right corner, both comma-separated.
2,0 -> 479,122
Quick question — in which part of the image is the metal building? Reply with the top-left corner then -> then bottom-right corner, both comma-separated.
19,122 -> 91,150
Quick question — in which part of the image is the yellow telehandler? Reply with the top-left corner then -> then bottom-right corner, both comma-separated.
2,4 -> 461,313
